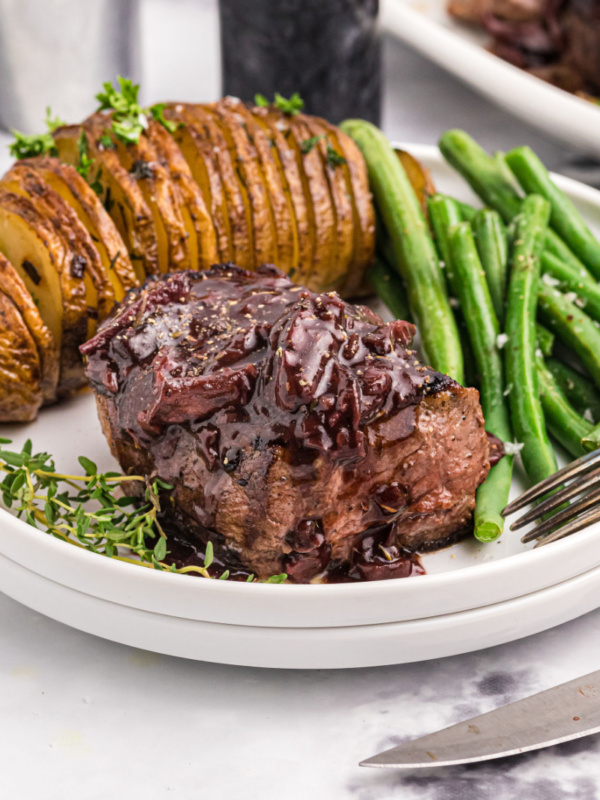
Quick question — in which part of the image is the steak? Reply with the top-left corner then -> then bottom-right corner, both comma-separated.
82,265 -> 490,583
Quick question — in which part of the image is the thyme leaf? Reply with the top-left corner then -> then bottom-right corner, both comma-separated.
300,135 -> 325,154
326,144 -> 347,169
8,105 -> 65,160
95,77 -> 148,145
149,103 -> 180,133
254,92 -> 304,115
0,438 -> 286,583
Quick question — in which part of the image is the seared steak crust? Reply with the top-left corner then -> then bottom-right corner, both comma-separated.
82,265 -> 490,582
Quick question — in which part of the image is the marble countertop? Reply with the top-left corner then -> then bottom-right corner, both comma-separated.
2,2 -> 600,798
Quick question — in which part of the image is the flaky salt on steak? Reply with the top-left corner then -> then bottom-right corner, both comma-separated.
82,264 -> 490,583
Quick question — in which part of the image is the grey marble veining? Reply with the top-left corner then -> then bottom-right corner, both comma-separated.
2,594 -> 600,798
1,2 -> 600,798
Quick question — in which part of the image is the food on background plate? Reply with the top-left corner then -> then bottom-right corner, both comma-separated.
81,264 -> 490,583
447,0 -> 600,100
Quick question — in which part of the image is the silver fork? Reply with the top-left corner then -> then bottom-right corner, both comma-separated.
502,449 -> 600,547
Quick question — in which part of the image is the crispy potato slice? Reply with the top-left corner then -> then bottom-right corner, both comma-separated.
302,116 -> 354,293
163,103 -> 232,263
0,189 -> 87,394
332,126 -> 376,297
0,253 -> 58,403
53,122 -> 157,281
207,101 -> 277,268
86,113 -> 191,275
396,149 -> 436,216
21,157 -> 137,299
250,106 -> 311,281
0,290 -> 43,422
145,119 -> 219,271
221,98 -> 295,270
184,104 -> 251,269
2,162 -> 115,337
262,110 -> 336,291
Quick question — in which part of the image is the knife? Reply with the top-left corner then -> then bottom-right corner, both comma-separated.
361,669 -> 600,768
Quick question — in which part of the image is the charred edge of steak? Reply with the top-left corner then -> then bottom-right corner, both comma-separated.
84,264 -> 490,583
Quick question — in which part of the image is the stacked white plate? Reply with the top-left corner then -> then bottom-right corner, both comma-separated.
2,146 -> 600,669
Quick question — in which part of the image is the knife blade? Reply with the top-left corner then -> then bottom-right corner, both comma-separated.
361,669 -> 600,768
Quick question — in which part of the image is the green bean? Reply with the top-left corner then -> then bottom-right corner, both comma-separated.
427,194 -> 463,295
546,358 -> 600,422
438,130 -> 522,223
342,119 -> 463,381
473,209 -> 508,322
538,284 -> 600,388
504,195 -> 558,485
438,130 -> 587,271
370,257 -> 411,322
449,222 -> 513,541
537,356 -> 592,458
582,424 -> 600,452
506,146 -> 600,280
536,323 -> 554,357
544,229 -> 592,278
540,251 -> 600,322
456,200 -> 478,222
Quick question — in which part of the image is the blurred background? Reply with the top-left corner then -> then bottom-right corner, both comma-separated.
0,0 -> 575,175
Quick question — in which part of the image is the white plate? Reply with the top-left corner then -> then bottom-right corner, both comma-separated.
2,549 -> 600,668
1,145 -> 600,652
382,0 -> 600,157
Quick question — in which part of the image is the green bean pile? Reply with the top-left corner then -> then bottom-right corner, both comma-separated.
341,120 -> 600,543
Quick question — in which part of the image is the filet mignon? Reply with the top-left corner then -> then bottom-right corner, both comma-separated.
82,265 -> 491,583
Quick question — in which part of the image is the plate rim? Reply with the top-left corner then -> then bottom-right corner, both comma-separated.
3,547 -> 600,668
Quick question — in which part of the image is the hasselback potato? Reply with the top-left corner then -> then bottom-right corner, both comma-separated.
0,93 -> 375,422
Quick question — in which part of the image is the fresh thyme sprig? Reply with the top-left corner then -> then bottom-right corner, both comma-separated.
255,92 -> 305,115
8,106 -> 64,160
0,437 -> 286,583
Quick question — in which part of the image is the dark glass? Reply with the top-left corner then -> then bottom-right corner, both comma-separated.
219,0 -> 381,125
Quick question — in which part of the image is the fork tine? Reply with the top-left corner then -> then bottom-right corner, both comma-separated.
534,504 -> 600,547
520,486 -> 600,543
509,465 -> 600,530
502,448 -> 600,517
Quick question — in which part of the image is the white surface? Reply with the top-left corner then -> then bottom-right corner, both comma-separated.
2,144 -> 600,643
382,0 -> 600,158
1,1 -> 600,797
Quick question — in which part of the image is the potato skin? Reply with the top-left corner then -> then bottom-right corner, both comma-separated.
53,122 -> 158,281
145,119 -> 219,271
0,188 -> 87,395
187,104 -> 251,270
331,126 -> 376,297
250,105 -> 313,282
163,103 -> 233,263
0,254 -> 58,404
87,113 -> 192,276
23,156 -> 138,298
2,161 -> 115,337
302,115 -> 355,293
0,290 -> 43,422
221,98 -> 295,271
207,101 -> 277,269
